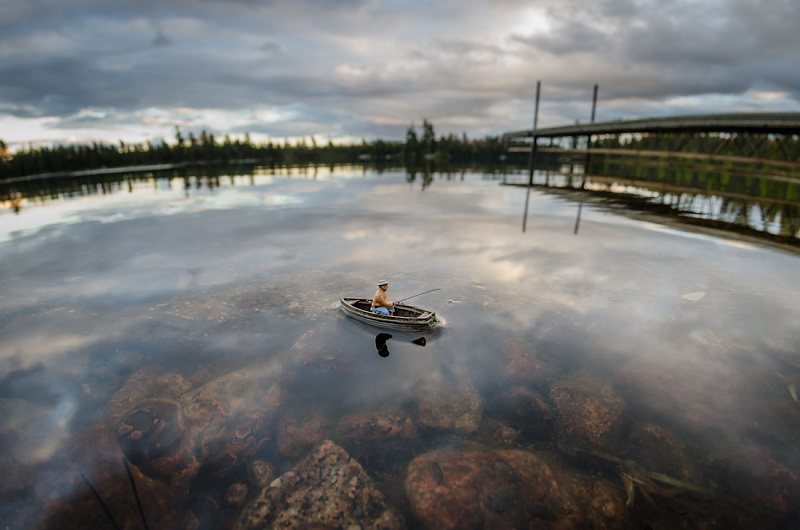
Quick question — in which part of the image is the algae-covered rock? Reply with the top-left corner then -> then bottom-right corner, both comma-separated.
497,337 -> 557,387
234,440 -> 403,530
276,408 -> 333,460
405,446 -> 631,529
417,374 -> 484,434
550,375 -> 626,453
105,368 -> 192,423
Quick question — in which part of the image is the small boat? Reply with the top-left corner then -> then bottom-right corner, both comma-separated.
339,297 -> 438,330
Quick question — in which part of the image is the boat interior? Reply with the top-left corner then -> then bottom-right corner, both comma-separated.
350,299 -> 423,318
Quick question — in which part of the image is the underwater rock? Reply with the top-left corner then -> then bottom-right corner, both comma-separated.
334,408 -> 418,465
248,460 -> 276,491
105,368 -> 193,422
234,440 -> 403,530
405,447 -> 630,529
117,398 -> 185,463
495,385 -> 553,435
483,419 -> 522,448
39,424 -> 185,529
550,375 -> 626,454
277,408 -> 333,460
710,445 -> 800,524
112,369 -> 284,495
417,374 -> 484,434
116,397 -> 201,496
283,320 -> 351,382
625,422 -> 699,482
498,338 -> 557,387
615,353 -> 746,441
180,371 -> 285,476
226,483 -> 249,507
336,408 -> 417,445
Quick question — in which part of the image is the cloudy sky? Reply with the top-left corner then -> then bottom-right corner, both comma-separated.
1,0 -> 798,149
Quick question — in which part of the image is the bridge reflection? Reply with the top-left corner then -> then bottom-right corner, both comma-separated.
510,165 -> 800,248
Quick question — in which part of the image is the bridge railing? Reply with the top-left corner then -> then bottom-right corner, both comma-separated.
504,113 -> 800,174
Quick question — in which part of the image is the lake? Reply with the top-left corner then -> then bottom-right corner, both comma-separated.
2,164 -> 800,529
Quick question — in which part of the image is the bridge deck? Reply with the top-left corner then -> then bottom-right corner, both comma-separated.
503,112 -> 800,138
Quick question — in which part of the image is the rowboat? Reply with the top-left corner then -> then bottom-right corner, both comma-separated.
339,297 -> 438,330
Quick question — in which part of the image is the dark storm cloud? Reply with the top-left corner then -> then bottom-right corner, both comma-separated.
0,57 -> 141,117
507,0 -> 800,106
0,0 -> 797,145
512,21 -> 612,55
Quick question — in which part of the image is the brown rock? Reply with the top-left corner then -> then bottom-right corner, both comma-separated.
550,375 -> 626,453
498,338 -> 557,387
113,370 -> 284,495
712,445 -> 800,522
336,408 -> 417,445
234,440 -> 403,530
615,353 -> 745,440
417,375 -> 484,434
38,425 -> 184,529
226,483 -> 248,507
484,419 -> 522,448
117,398 -> 185,463
105,368 -> 193,422
405,447 -> 631,529
277,408 -> 333,460
495,385 -> 553,435
282,321 -> 352,384
625,422 -> 698,482
180,372 -> 284,476
247,460 -> 275,490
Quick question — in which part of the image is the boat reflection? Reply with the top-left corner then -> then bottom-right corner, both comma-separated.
375,333 -> 392,357
374,333 -> 426,357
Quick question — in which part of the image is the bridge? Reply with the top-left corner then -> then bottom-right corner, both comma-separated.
503,112 -> 800,173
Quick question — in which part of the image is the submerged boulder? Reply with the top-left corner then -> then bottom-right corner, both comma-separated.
105,368 -> 193,423
494,385 -> 554,436
336,408 -> 417,443
111,367 -> 285,495
38,425 -> 186,529
417,374 -> 484,434
276,408 -> 333,460
234,440 -> 403,530
482,419 -> 522,448
624,422 -> 699,483
497,338 -> 557,388
405,446 -> 630,529
550,375 -> 626,454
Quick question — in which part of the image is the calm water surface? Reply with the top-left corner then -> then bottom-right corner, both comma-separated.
2,166 -> 800,528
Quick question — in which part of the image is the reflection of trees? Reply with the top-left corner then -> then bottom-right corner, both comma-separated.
591,156 -> 800,204
541,157 -> 800,242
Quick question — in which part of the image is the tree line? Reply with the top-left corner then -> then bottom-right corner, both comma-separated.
0,120 -> 516,181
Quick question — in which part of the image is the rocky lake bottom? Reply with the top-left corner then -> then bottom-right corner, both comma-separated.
1,166 -> 800,529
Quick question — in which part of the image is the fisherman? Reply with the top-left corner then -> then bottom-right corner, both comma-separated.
371,280 -> 396,316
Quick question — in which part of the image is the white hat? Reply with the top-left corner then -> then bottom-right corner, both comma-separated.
377,279 -> 389,286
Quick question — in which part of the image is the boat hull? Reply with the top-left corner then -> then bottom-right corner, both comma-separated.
339,297 -> 438,330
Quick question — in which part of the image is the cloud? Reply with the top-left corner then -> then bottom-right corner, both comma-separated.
0,0 -> 797,146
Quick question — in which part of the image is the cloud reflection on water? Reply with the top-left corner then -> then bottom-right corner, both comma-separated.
1,168 -> 800,527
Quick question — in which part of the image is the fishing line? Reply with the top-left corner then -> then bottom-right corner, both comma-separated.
81,472 -> 121,530
434,288 -> 461,315
122,457 -> 150,530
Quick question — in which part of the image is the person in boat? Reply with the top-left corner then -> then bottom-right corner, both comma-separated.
371,280 -> 396,316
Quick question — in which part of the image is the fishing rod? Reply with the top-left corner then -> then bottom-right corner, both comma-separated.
395,288 -> 441,304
